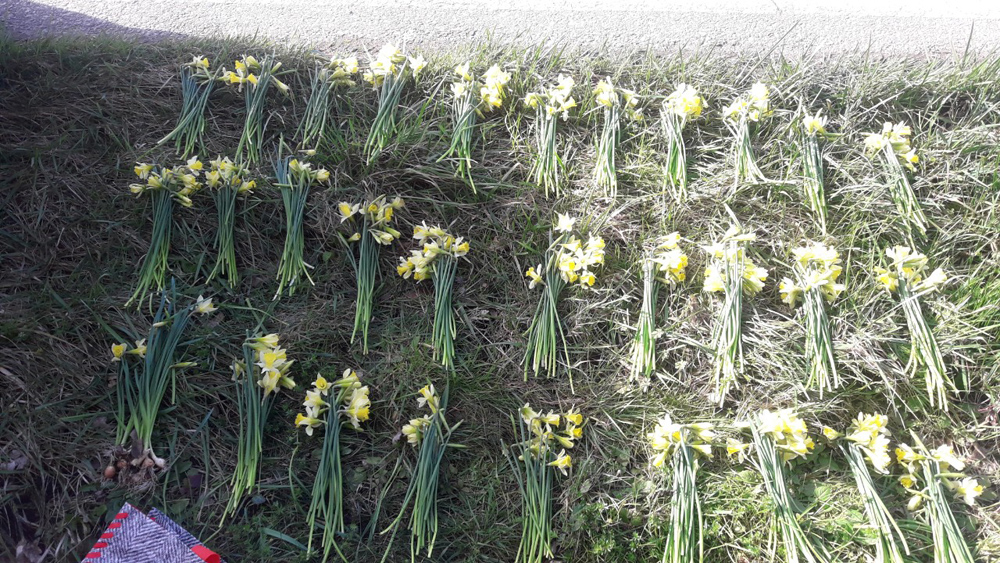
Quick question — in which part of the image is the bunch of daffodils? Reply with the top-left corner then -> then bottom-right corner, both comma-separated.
126,158 -> 203,308
524,75 -> 578,197
363,44 -> 427,163
205,156 -> 255,287
157,56 -> 218,157
778,243 -> 845,396
508,404 -> 585,563
723,82 -> 773,188
296,370 -> 369,562
592,77 -> 641,198
630,233 -> 688,378
874,246 -> 951,409
864,122 -> 927,238
397,225 -> 470,370
647,415 -> 713,563
382,384 -> 458,562
220,55 -> 291,164
825,414 -> 908,563
749,409 -> 831,563
439,62 -> 513,191
524,214 -> 606,387
111,289 -> 210,469
896,436 -> 983,563
661,84 -> 705,202
338,195 -> 404,353
298,56 -> 360,150
274,156 -> 332,298
701,225 -> 767,405
798,111 -> 832,232
223,332 -> 297,522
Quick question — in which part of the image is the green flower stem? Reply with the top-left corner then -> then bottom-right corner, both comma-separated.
751,428 -> 832,563
800,132 -> 828,233
803,287 -> 838,397
365,64 -> 409,164
352,215 -> 381,353
630,259 -> 658,377
594,103 -> 621,198
662,112 -> 688,203
711,256 -> 743,405
524,235 -> 571,388
432,255 -> 458,371
438,90 -> 480,191
157,65 -> 215,158
127,189 -> 173,308
662,437 -> 703,563
208,183 -> 241,287
898,277 -> 950,410
842,443 -> 909,563
274,157 -> 315,298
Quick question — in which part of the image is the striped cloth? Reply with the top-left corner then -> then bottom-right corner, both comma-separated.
81,504 -> 221,563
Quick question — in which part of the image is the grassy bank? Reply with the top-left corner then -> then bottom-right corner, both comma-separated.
1,30 -> 998,562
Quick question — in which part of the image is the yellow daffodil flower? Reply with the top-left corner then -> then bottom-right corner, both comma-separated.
402,416 -> 431,446
134,163 -> 153,179
802,112 -> 827,136
417,384 -> 439,413
194,295 -> 218,315
295,412 -> 324,436
345,386 -> 370,429
111,343 -> 126,361
548,450 -> 572,476
726,438 -> 750,464
313,375 -> 331,395
957,477 -> 984,506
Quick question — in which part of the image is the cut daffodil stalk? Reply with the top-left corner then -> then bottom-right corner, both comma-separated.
874,246 -> 951,409
224,332 -> 297,523
112,286 -> 211,469
296,369 -> 369,562
749,409 -> 832,563
397,224 -> 470,370
157,56 -> 217,158
661,84 -> 704,203
630,233 -> 688,378
798,111 -> 831,233
524,75 -> 577,198
220,55 -> 291,165
524,214 -> 605,389
339,195 -> 404,353
826,413 -> 908,563
297,56 -> 358,151
647,415 -> 713,563
592,77 -> 642,198
864,122 -> 927,239
273,155 -> 331,298
381,384 -> 458,563
364,44 -> 426,163
701,225 -> 766,405
205,156 -> 255,288
126,158 -> 203,308
778,243 -> 844,397
896,434 -> 983,563
723,82 -> 772,191
438,62 -> 512,192
507,404 -> 585,563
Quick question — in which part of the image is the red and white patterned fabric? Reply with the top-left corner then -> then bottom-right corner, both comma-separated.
81,503 -> 221,563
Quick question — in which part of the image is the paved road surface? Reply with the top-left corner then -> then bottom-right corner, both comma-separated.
2,0 -> 1000,57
